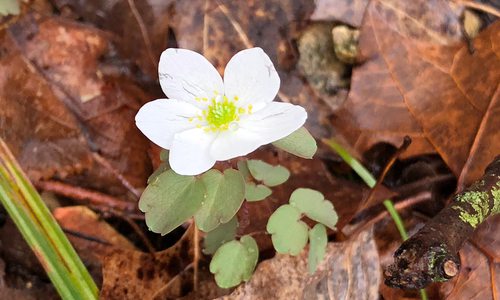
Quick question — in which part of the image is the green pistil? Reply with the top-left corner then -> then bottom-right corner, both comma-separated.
206,98 -> 237,130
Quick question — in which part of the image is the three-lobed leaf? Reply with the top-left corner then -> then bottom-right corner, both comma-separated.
139,170 -> 205,235
209,235 -> 259,288
247,160 -> 290,187
147,161 -> 170,184
203,217 -> 238,255
194,169 -> 246,232
308,223 -> 327,274
245,183 -> 272,202
272,127 -> 317,159
267,204 -> 308,255
290,188 -> 338,230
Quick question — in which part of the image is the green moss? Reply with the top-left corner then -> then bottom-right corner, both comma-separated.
427,245 -> 448,281
491,181 -> 500,214
453,191 -> 490,228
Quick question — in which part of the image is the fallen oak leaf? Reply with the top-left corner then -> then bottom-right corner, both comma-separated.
333,0 -> 500,187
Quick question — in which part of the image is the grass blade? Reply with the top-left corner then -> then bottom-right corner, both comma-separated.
0,138 -> 98,299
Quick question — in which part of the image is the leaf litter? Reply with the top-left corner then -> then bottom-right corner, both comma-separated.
0,0 -> 499,299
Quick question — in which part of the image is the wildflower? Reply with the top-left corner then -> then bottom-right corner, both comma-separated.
135,47 -> 307,175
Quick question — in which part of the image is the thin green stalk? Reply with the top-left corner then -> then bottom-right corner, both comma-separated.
324,138 -> 426,300
0,138 -> 98,300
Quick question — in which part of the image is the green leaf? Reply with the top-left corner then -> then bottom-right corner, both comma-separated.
272,127 -> 317,159
266,205 -> 308,255
210,235 -> 259,288
195,169 -> 246,232
139,170 -> 205,235
245,183 -> 272,202
203,217 -> 238,255
308,224 -> 327,274
289,188 -> 338,230
247,160 -> 290,187
147,161 -> 170,184
0,0 -> 20,16
237,160 -> 251,180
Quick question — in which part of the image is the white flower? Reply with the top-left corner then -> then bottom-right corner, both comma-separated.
135,47 -> 307,175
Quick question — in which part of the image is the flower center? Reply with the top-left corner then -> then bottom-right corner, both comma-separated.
206,98 -> 237,129
190,93 -> 253,132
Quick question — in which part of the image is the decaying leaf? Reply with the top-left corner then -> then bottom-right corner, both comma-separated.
222,228 -> 379,300
1,13 -> 152,196
100,226 -> 194,299
333,0 -> 499,187
52,0 -> 175,77
440,215 -> 500,299
53,206 -> 137,280
310,0 -> 369,27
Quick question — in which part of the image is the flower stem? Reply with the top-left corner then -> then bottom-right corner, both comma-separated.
323,138 -> 426,299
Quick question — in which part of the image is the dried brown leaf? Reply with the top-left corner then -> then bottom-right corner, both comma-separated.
1,14 -> 152,196
334,0 -> 500,187
440,215 -> 500,299
100,226 -> 194,299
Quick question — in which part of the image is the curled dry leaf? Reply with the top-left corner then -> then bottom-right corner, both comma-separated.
334,0 -> 499,187
221,228 -> 379,300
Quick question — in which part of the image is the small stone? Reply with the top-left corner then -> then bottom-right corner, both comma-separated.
331,25 -> 360,64
297,23 -> 348,109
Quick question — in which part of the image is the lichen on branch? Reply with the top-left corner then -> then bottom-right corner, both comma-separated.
385,155 -> 500,289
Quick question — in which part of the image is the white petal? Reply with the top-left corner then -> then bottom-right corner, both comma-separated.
210,102 -> 307,160
159,48 -> 223,108
224,47 -> 280,109
169,128 -> 217,175
135,99 -> 200,149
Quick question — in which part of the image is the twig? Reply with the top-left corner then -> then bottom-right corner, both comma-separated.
91,153 -> 142,199
216,0 -> 253,48
453,0 -> 500,18
35,180 -> 136,213
347,191 -> 432,237
120,215 -> 156,254
385,155 -> 500,289
127,0 -> 157,70
62,228 -> 113,246
151,262 -> 194,299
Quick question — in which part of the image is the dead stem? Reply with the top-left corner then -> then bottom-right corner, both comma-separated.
92,153 -> 142,199
127,0 -> 157,70
193,224 -> 200,292
453,0 -> 500,18
35,180 -> 136,213
121,215 -> 156,254
347,191 -> 432,238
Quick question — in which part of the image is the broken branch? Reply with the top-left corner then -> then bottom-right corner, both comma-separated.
385,155 -> 500,289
